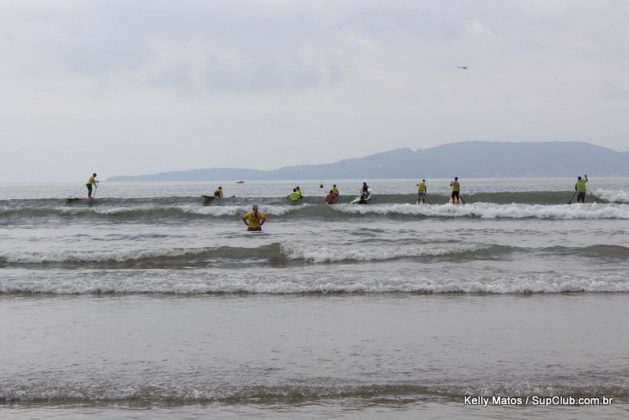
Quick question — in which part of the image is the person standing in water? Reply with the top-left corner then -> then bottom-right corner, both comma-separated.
242,204 -> 266,231
450,177 -> 461,204
331,184 -> 340,197
416,179 -> 427,204
325,189 -> 338,204
574,175 -> 588,203
86,173 -> 98,200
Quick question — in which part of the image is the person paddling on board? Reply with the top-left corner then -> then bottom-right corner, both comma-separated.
416,179 -> 427,204
214,186 -> 224,199
295,186 -> 303,198
331,184 -> 339,197
287,188 -> 302,203
242,204 -> 266,232
574,175 -> 588,203
325,189 -> 338,204
450,177 -> 461,204
86,173 -> 98,200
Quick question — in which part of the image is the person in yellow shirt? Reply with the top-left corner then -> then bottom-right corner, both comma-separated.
450,177 -> 461,204
86,173 -> 98,199
242,204 -> 266,231
331,184 -> 339,197
416,179 -> 427,204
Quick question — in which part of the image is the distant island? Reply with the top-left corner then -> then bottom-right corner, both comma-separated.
108,141 -> 629,181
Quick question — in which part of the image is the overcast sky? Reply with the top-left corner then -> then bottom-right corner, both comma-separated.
1,0 -> 628,182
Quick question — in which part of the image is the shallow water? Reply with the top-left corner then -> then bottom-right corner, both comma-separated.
1,295 -> 628,418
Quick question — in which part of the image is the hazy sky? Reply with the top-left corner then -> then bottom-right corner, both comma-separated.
1,0 -> 628,182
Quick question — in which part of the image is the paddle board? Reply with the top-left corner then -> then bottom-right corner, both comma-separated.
65,197 -> 93,204
202,195 -> 216,203
351,189 -> 372,204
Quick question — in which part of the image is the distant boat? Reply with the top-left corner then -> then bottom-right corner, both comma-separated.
236,180 -> 245,184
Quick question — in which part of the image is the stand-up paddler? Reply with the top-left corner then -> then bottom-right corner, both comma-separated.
574,175 -> 588,203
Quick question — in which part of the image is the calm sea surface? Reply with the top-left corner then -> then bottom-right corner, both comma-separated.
1,178 -> 628,418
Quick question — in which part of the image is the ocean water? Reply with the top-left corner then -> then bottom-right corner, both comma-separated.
1,178 -> 628,419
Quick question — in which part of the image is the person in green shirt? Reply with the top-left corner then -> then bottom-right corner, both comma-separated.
287,188 -> 302,203
574,175 -> 588,203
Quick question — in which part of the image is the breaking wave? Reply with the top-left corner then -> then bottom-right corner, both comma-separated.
1,243 -> 628,269
1,380 -> 627,405
1,263 -> 628,295
0,242 -> 503,268
334,202 -> 629,219
1,201 -> 628,222
593,188 -> 629,203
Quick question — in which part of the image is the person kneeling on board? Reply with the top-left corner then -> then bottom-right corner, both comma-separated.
86,173 -> 98,200
359,182 -> 370,204
574,175 -> 588,203
287,188 -> 302,202
214,186 -> 224,199
325,189 -> 338,204
242,204 -> 266,231
416,179 -> 427,204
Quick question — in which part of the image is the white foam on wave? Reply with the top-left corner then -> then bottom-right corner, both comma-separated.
54,204 -> 301,217
179,204 -> 301,216
280,242 -> 485,263
1,268 -> 628,294
56,204 -> 166,216
593,188 -> 629,203
334,202 -> 629,219
6,201 -> 629,220
0,241 -> 484,264
0,247 -> 214,263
